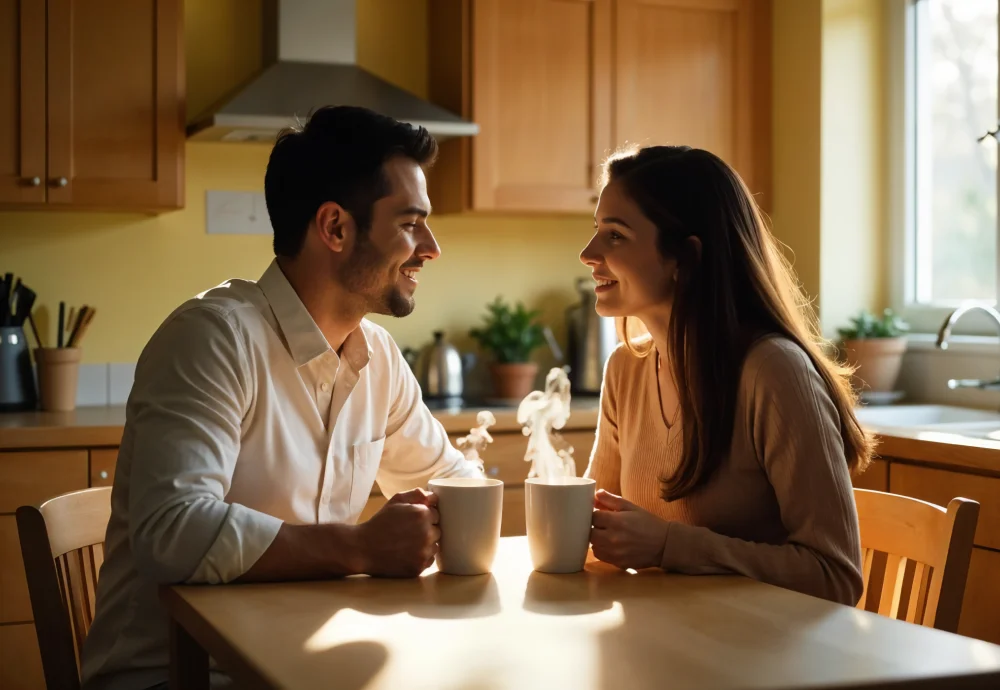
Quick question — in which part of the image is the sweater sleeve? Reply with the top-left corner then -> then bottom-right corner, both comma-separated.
659,341 -> 864,606
584,349 -> 622,494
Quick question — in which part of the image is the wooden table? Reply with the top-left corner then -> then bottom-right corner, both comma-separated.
161,537 -> 1000,690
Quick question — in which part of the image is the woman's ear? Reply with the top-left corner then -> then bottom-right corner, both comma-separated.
686,235 -> 703,264
676,236 -> 703,283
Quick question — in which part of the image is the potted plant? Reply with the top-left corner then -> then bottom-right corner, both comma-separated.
837,308 -> 910,393
469,297 -> 547,400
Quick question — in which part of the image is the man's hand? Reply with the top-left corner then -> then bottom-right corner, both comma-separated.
387,487 -> 438,508
356,496 -> 440,578
590,490 -> 669,570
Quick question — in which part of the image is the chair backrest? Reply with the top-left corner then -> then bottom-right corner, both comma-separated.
854,488 -> 979,633
16,486 -> 112,690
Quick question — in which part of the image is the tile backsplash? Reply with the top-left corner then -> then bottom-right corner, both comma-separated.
74,362 -> 136,407
67,337 -> 1000,411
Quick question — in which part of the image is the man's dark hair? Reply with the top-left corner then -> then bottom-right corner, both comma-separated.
264,106 -> 438,258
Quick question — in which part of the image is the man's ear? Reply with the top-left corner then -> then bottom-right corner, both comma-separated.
313,201 -> 354,253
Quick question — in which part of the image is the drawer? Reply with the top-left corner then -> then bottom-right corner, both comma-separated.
0,517 -> 31,624
890,464 -> 1000,550
852,458 -> 887,492
0,451 -> 89,513
90,448 -> 118,487
958,547 -> 1000,646
0,622 -> 45,690
448,430 -> 597,487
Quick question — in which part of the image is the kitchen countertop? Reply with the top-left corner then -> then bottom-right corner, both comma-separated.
871,426 -> 1000,476
0,397 -> 602,450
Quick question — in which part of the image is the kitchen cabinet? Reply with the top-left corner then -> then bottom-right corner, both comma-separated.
0,0 -> 184,211
428,0 -> 771,214
0,623 -> 44,690
852,458 -> 887,492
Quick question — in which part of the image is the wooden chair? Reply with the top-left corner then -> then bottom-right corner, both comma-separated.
16,487 -> 113,690
854,488 -> 979,633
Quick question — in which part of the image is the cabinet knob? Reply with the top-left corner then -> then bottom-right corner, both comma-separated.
25,176 -> 41,187
99,470 -> 109,479
52,176 -> 69,187
488,466 -> 499,477
589,195 -> 599,204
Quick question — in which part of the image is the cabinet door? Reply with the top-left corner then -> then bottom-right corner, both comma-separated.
0,623 -> 45,690
90,448 -> 118,487
471,0 -> 611,212
613,0 -> 771,204
45,0 -> 183,210
0,0 -> 46,204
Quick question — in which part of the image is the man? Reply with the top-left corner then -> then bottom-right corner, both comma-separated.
81,106 -> 485,690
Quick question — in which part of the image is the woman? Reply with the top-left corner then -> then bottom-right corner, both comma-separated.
581,146 -> 871,605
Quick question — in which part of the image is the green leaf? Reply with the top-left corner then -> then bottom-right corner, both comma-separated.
467,297 -> 547,363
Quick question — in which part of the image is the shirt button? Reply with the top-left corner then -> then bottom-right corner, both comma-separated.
320,382 -> 329,392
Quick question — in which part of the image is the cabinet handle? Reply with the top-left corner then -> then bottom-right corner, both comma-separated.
24,176 -> 41,187
52,176 -> 69,187
99,470 -> 109,479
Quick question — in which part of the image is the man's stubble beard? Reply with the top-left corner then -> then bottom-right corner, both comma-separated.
341,233 -> 415,318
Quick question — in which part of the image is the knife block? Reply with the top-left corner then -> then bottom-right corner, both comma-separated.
0,326 -> 38,412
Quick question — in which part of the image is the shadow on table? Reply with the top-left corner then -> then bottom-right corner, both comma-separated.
303,640 -> 388,690
522,560 -> 837,689
328,571 -> 502,620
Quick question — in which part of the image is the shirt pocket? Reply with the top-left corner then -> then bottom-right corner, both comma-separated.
350,437 -> 385,518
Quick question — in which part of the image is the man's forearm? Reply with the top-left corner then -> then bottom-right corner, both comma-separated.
235,523 -> 364,583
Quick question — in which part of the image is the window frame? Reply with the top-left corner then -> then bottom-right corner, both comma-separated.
888,0 -> 1000,337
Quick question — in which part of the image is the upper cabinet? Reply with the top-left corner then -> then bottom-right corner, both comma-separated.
428,0 -> 771,214
0,0 -> 184,212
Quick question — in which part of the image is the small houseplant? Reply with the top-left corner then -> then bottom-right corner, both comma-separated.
837,308 -> 910,393
469,297 -> 546,400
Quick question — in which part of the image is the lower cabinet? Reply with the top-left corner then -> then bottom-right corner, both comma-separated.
0,623 -> 45,690
959,547 -> 1000,644
881,457 -> 1000,646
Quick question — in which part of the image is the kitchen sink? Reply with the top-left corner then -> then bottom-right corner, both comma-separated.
853,404 -> 1000,440
853,404 -> 1000,429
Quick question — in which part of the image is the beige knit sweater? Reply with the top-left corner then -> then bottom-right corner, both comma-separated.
584,335 -> 864,605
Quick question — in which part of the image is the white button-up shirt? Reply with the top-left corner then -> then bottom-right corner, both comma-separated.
82,260 -> 482,690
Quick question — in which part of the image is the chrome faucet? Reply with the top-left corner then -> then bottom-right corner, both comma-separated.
936,304 -> 1000,390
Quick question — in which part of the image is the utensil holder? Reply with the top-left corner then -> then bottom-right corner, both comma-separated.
0,326 -> 38,412
34,347 -> 81,412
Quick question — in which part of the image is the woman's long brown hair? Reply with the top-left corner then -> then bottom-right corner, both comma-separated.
605,146 -> 874,501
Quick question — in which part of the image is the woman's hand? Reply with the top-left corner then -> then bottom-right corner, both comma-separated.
590,490 -> 669,570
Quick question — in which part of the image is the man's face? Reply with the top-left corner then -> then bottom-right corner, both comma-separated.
340,156 -> 440,317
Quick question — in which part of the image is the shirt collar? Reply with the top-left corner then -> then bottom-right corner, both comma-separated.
257,259 -> 372,370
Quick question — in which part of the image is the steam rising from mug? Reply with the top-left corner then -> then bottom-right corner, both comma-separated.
517,368 -> 577,481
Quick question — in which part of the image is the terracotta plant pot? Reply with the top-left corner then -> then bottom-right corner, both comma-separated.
841,337 -> 907,393
489,362 -> 539,401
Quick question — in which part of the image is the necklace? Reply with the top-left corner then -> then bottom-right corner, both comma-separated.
654,353 -> 681,430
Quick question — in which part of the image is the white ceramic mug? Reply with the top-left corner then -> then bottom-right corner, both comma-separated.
428,477 -> 503,575
525,477 -> 596,574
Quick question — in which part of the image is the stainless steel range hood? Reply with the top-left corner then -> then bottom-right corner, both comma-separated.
187,0 -> 478,143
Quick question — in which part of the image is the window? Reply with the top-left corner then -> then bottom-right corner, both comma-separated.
911,0 -> 998,306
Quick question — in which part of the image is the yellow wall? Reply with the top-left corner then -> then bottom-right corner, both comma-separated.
770,0 -> 887,336
0,0 -> 592,372
820,0 -> 886,332
771,0 -> 823,304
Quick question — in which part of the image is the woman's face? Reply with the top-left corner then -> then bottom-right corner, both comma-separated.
580,179 -> 676,319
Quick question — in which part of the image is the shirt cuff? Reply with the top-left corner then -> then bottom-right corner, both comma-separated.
660,520 -> 704,572
187,503 -> 283,584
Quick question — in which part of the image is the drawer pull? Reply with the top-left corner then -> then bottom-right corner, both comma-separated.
99,471 -> 108,479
